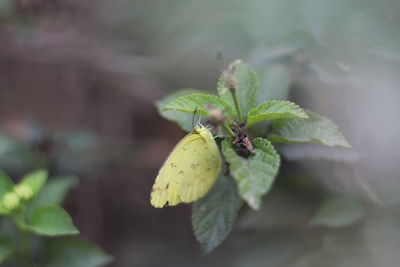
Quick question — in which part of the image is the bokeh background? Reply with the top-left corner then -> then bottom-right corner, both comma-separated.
1,0 -> 400,266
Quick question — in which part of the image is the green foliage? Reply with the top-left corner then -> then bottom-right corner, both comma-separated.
43,237 -> 113,267
27,176 -> 78,212
155,59 -> 350,252
222,138 -> 280,210
28,205 -> 79,236
217,60 -> 259,121
269,110 -> 351,148
0,169 -> 111,266
19,169 -> 48,199
164,93 -> 235,118
0,171 -> 14,214
192,174 -> 243,253
0,235 -> 15,263
157,89 -> 204,131
310,195 -> 365,227
247,100 -> 308,127
0,171 -> 13,197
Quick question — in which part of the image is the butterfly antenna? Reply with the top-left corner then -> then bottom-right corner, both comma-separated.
192,107 -> 199,129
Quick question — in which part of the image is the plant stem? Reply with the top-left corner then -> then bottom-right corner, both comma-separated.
222,122 -> 235,138
229,88 -> 243,123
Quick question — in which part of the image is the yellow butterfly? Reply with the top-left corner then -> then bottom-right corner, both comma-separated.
150,124 -> 222,208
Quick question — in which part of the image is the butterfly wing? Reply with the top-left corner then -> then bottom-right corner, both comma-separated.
150,132 -> 203,208
150,130 -> 222,208
177,133 -> 221,203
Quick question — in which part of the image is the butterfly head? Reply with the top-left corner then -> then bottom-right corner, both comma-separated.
194,124 -> 213,140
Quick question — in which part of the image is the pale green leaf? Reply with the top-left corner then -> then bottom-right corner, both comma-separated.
0,235 -> 15,263
164,93 -> 234,117
192,174 -> 243,254
310,195 -> 365,227
247,100 -> 308,127
269,110 -> 351,148
156,89 -> 204,132
27,205 -> 79,236
217,60 -> 259,121
43,237 -> 112,267
20,169 -> 48,197
222,138 -> 280,210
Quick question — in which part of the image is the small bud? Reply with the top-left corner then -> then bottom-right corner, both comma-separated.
3,192 -> 20,211
206,105 -> 227,125
223,65 -> 238,90
226,75 -> 238,91
14,184 -> 34,200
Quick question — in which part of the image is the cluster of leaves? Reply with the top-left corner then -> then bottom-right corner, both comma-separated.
0,169 -> 112,267
158,60 -> 350,253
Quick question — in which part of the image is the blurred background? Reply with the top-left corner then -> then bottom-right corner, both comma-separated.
1,0 -> 400,266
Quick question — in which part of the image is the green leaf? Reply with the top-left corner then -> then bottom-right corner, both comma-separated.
0,235 -> 15,263
269,110 -> 351,148
0,170 -> 13,214
29,176 -> 78,207
222,138 -> 280,210
217,60 -> 259,121
0,170 -> 13,198
27,205 -> 79,236
156,89 -> 204,132
19,169 -> 48,197
27,176 -> 78,217
247,100 -> 308,127
310,195 -> 365,227
43,237 -> 112,267
164,93 -> 234,118
192,174 -> 243,254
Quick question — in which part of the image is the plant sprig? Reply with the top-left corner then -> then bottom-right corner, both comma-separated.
158,59 -> 350,253
0,170 -> 112,267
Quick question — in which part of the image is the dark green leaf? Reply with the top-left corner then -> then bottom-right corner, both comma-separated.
19,169 -> 48,197
156,89 -> 204,132
217,60 -> 259,121
164,93 -> 234,118
0,235 -> 15,263
247,100 -> 308,127
269,110 -> 351,148
222,138 -> 280,210
192,174 -> 242,253
310,195 -> 365,227
27,205 -> 79,236
43,237 -> 112,267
